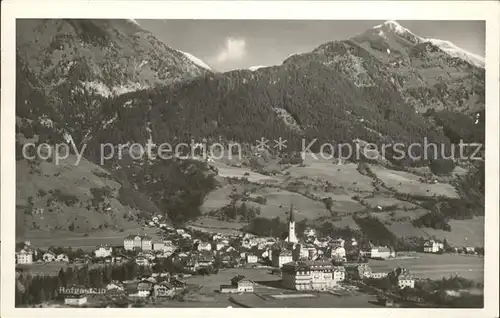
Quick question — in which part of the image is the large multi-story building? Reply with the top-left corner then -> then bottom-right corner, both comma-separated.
94,245 -> 112,258
15,248 -> 34,265
360,245 -> 393,259
124,234 -> 152,251
281,260 -> 345,291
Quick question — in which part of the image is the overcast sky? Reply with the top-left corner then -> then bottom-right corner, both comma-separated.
137,20 -> 485,72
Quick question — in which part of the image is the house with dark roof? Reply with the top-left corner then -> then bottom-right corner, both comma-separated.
391,268 -> 415,288
42,251 -> 56,262
153,282 -> 175,298
198,250 -> 214,267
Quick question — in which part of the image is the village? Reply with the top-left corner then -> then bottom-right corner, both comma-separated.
15,207 -> 484,308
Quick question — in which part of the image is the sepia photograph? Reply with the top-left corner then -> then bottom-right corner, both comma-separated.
1,1 -> 499,317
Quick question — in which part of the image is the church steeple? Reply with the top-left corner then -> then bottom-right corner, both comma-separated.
286,204 -> 298,243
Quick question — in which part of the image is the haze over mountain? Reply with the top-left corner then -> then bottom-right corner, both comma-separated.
15,19 -> 484,240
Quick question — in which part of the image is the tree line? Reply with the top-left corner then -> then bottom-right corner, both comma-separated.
15,262 -> 150,307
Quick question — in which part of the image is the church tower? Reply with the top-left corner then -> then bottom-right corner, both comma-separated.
286,205 -> 298,243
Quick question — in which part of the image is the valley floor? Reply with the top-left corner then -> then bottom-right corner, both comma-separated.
18,227 -> 160,252
368,253 -> 484,281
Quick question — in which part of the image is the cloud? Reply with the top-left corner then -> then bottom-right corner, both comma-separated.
215,37 -> 246,63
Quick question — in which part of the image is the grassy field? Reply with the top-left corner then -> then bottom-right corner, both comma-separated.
369,253 -> 484,281
199,185 -> 234,213
370,165 -> 459,199
187,217 -> 244,235
246,188 -> 331,220
422,217 -> 484,247
182,266 -> 379,308
285,160 -> 375,193
361,196 -> 420,210
368,212 -> 484,247
199,155 -> 480,247
15,153 -> 144,237
184,267 -> 281,293
230,292 -> 379,308
214,165 -> 279,183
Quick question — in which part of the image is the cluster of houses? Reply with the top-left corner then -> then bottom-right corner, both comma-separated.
347,262 -> 416,289
62,274 -> 188,306
17,207 -> 448,306
15,242 -> 123,265
422,239 -> 480,255
145,214 -> 168,229
15,241 -> 72,265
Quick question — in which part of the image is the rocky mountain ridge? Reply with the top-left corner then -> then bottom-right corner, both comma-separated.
351,20 -> 485,114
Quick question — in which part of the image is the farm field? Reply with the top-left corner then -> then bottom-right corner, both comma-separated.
285,160 -> 375,193
361,196 -> 420,210
327,215 -> 361,230
201,184 -> 332,220
199,155 -> 481,248
369,253 -> 484,281
370,165 -> 459,199
246,188 -> 331,220
214,165 -> 279,183
422,217 -> 485,247
187,217 -> 244,235
199,186 -> 234,213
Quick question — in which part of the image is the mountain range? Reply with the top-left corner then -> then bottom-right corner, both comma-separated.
15,19 -> 485,237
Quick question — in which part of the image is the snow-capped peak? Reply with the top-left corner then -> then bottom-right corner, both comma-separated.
371,20 -> 485,68
373,20 -> 406,33
423,38 -> 485,68
178,50 -> 213,71
373,20 -> 420,44
249,65 -> 266,71
127,19 -> 141,27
